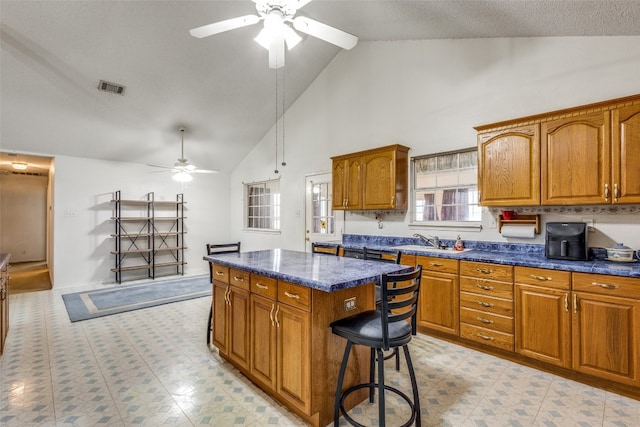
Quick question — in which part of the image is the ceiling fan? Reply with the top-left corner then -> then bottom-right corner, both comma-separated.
148,128 -> 218,182
189,0 -> 358,69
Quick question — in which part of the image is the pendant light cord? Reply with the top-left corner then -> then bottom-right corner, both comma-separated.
281,65 -> 286,167
274,66 -> 279,174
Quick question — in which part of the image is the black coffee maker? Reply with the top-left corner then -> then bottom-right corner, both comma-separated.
545,222 -> 588,261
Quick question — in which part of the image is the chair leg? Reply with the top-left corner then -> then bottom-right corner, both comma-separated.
369,348 -> 376,403
394,348 -> 400,371
334,340 -> 353,427
376,348 -> 386,427
206,305 -> 213,345
403,345 -> 421,427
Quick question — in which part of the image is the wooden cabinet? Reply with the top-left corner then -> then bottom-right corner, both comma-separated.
332,156 -> 362,210
0,254 -> 9,356
476,94 -> 640,206
541,111 -> 610,205
571,273 -> 640,387
611,104 -> 640,203
477,124 -> 540,206
212,267 -> 250,370
331,145 -> 409,210
514,267 -> 572,368
415,256 -> 459,335
459,261 -> 514,351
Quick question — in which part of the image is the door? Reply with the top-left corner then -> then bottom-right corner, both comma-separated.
304,172 -> 337,252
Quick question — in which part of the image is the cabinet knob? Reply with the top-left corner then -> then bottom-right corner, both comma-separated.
591,281 -> 620,290
284,291 -> 300,300
476,300 -> 494,308
530,274 -> 551,281
476,333 -> 495,341
614,183 -> 619,203
256,283 -> 269,290
604,183 -> 610,202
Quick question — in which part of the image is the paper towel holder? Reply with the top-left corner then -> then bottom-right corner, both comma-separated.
498,214 -> 540,234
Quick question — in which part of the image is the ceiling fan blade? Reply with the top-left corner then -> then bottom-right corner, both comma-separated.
147,164 -> 173,170
189,14 -> 261,38
194,169 -> 219,174
269,38 -> 285,69
293,16 -> 358,50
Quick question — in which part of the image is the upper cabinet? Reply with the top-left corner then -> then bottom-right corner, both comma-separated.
477,125 -> 540,206
331,145 -> 410,210
612,105 -> 640,204
477,94 -> 640,206
541,111 -> 610,205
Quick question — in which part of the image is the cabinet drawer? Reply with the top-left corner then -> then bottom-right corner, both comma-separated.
460,261 -> 513,282
416,256 -> 459,274
460,323 -> 514,352
460,307 -> 513,334
460,291 -> 513,316
212,264 -> 229,284
515,267 -> 570,290
278,281 -> 311,311
460,277 -> 513,299
572,273 -> 640,299
230,268 -> 250,291
251,274 -> 277,299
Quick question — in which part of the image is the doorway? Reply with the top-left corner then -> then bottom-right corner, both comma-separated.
0,152 -> 54,292
304,172 -> 339,252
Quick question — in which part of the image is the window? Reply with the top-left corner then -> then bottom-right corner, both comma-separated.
412,148 -> 481,223
311,181 -> 334,235
245,179 -> 280,230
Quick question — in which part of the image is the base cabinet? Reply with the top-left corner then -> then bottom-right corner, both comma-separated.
515,267 -> 572,368
416,256 -> 459,335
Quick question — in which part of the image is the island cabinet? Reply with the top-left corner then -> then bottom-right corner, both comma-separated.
331,144 -> 410,210
477,124 -> 540,206
459,261 -> 515,351
212,266 -> 250,370
571,272 -> 640,387
514,267 -> 572,368
211,261 -> 376,427
415,256 -> 459,336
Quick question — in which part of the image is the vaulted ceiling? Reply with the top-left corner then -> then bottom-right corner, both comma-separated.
2,0 -> 640,173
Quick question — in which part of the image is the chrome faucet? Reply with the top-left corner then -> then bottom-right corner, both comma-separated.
413,233 -> 441,249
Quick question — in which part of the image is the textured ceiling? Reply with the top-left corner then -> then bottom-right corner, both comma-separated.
2,0 -> 640,173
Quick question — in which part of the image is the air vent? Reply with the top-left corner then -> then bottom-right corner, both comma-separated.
98,80 -> 125,95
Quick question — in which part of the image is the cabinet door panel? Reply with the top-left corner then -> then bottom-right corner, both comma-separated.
332,160 -> 346,210
212,282 -> 228,355
478,125 -> 540,206
229,287 -> 250,369
250,295 -> 277,391
515,284 -> 571,368
418,271 -> 459,335
277,304 -> 311,414
541,112 -> 610,205
612,105 -> 640,203
362,151 -> 395,209
572,292 -> 640,386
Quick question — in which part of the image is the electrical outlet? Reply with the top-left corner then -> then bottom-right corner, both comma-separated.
344,297 -> 356,312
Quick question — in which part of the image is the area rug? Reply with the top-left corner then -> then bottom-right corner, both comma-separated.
62,275 -> 210,322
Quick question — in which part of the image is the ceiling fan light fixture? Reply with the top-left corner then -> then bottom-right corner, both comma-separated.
12,162 -> 28,170
172,171 -> 193,183
255,10 -> 301,50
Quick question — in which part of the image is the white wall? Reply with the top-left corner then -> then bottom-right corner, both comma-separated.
230,36 -> 640,251
53,155 -> 230,288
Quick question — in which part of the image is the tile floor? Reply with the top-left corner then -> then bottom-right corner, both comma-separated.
1,284 -> 639,427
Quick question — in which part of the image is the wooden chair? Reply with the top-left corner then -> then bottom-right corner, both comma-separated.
205,242 -> 241,346
331,266 -> 422,427
311,242 -> 340,256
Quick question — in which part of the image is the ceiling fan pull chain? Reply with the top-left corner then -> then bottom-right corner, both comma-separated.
281,65 -> 286,167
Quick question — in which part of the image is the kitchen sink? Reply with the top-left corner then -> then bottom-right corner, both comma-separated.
391,245 -> 471,254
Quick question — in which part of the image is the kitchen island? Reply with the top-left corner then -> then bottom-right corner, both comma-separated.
203,249 -> 412,427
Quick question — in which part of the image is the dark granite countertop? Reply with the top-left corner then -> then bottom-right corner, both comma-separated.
203,249 -> 413,292
336,235 -> 640,279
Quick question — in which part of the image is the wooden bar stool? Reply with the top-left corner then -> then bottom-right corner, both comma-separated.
330,266 -> 422,427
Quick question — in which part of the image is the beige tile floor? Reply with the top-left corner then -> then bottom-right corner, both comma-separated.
1,284 -> 639,426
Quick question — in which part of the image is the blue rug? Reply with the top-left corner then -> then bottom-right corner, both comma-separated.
62,275 -> 210,322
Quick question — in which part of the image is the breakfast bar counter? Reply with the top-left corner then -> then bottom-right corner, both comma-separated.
203,249 -> 411,426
